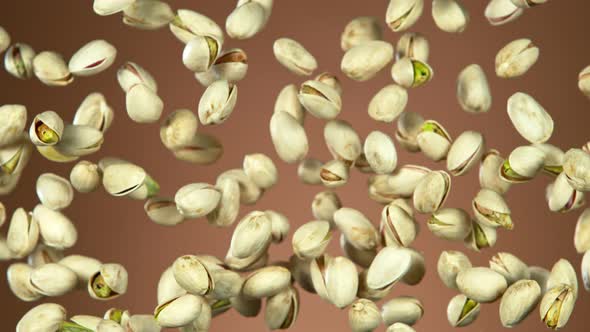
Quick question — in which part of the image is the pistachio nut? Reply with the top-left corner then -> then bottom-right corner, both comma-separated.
157,266 -> 187,305
242,266 -> 292,298
546,172 -> 585,213
485,0 -> 524,25
386,323 -> 416,332
298,158 -> 323,185
266,210 -> 290,243
93,0 -> 134,16
117,61 -> 158,93
501,145 -> 546,183
413,170 -> 451,213
368,84 -> 407,123
0,104 -> 27,147
155,294 -> 204,328
59,254 -> 102,288
380,203 -> 418,247
298,80 -> 342,119
529,266 -> 550,295
122,0 -> 174,29
144,197 -> 184,226
575,209 -> 590,253
416,120 -> 452,161
4,43 -> 35,79
169,9 -> 224,44
269,111 -> 309,163
311,190 -> 341,223
324,119 -> 362,166
547,259 -> 578,297
199,80 -> 238,125
55,124 -> 104,157
7,263 -> 42,301
464,219 -> 498,251
365,246 -> 411,292
490,252 -> 530,285
582,251 -> 590,291
396,111 -> 424,152
182,35 -> 222,73
230,293 -> 262,317
96,319 -> 125,332
238,0 -> 273,20
74,92 -> 114,133
6,208 -> 39,258
320,160 -> 349,188
159,110 -> 197,150
340,234 -> 376,268
264,286 -> 299,330
32,51 -> 73,86
456,267 -> 508,302
428,207 -> 471,241
218,169 -> 262,205
341,16 -> 382,51
381,296 -> 423,326
288,254 -> 315,293
0,134 -> 32,175
174,183 -> 221,218
334,207 -> 379,250
226,1 -> 267,39
243,153 -> 278,189
434,0 -> 470,33
584,142 -> 590,153
173,132 -> 223,165
472,188 -> 513,229
508,92 -> 553,144
207,177 -> 240,227
172,255 -> 214,295
500,279 -> 542,327
348,298 -> 381,332
534,143 -> 564,176
309,254 -> 358,308
496,39 -> 539,78
29,111 -> 64,146
69,39 -> 117,76
273,38 -> 317,76
357,270 -> 390,301
446,130 -> 485,176
16,303 -> 66,332
70,160 -> 101,193
539,284 -> 576,330
274,84 -> 305,124
563,148 -> 590,191
204,49 -> 246,85
437,250 -> 472,289
391,57 -> 433,88
126,83 -> 164,123
36,173 -> 74,211
364,131 -> 398,174
102,163 -> 151,198
578,65 -> 590,98
457,64 -> 491,114
315,72 -> 342,95
386,0 -> 425,31
400,248 -> 426,285
0,201 -> 6,227
229,211 -> 272,259
447,294 -> 480,327
30,262 -> 77,296
0,26 -> 9,54
88,263 -> 129,300
124,314 -> 160,332
341,40 -> 394,81
479,150 -> 512,194
292,220 -> 332,259
396,32 -> 429,62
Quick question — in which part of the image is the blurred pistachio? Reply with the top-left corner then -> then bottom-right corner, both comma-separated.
126,83 -> 163,123
386,0 -> 425,31
324,120 -> 362,166
226,1 -> 267,39
298,80 -> 342,120
273,38 -> 317,76
70,160 -> 101,193
348,298 -> 381,332
479,150 -> 511,194
169,9 -> 224,44
123,0 -> 174,29
413,170 -> 451,214
68,39 -> 117,77
395,32 -> 429,62
485,0 -> 523,25
7,263 -> 42,301
456,267 -> 508,303
341,40 -> 393,81
447,294 -> 480,327
368,84 -> 407,123
500,279 -> 541,327
29,111 -> 64,147
173,132 -> 223,165
32,51 -> 73,86
437,250 -> 472,290
396,112 -> 424,153
457,64 -> 491,114
489,252 -> 530,285
4,43 -> 35,79
274,84 -> 305,124
145,197 -> 184,226
207,177 -> 240,227
6,208 -> 39,258
74,92 -> 114,133
0,104 -> 27,147
88,263 -> 128,300
243,153 -> 278,189
546,172 -> 585,213
59,254 -> 102,288
334,207 -> 379,251
428,207 -> 471,241
311,190 -> 341,223
298,158 -> 323,185
341,16 -> 382,51
382,296 -> 424,326
16,303 -> 66,332
432,0 -> 469,33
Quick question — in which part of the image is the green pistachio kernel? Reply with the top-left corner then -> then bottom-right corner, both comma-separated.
412,60 -> 431,87
92,274 -> 114,298
459,298 -> 478,321
58,321 -> 93,332
35,122 -> 59,144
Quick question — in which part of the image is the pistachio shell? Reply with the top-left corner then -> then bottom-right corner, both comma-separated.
126,83 -> 164,123
16,303 -> 66,332
159,109 -> 198,150
124,314 -> 160,332
144,197 -> 184,226
230,293 -> 262,317
381,297 -> 423,326
547,259 -> 578,298
500,279 -> 542,327
7,263 -> 42,301
387,323 -> 416,332
582,251 -> 590,291
6,208 -> 39,258
320,160 -> 349,188
489,252 -> 530,285
432,0 -> 469,33
315,72 -> 342,95
30,263 -> 77,296
413,170 -> 451,213
4,43 -> 35,79
243,153 -> 278,189
270,111 -> 309,163
155,294 -> 204,328
563,148 -> 590,191
292,220 -> 332,259
55,124 -> 104,157
546,172 -> 585,213
574,209 -> 590,253
464,219 -> 498,252
416,120 -> 451,161
123,0 -> 174,29
183,35 -> 222,73
428,207 -> 471,241
396,111 -> 424,152
369,165 -> 429,204
341,40 -> 394,81
103,163 -> 146,197
386,0 -> 425,31
265,210 -> 290,243
169,9 -> 224,44
298,80 -> 342,119
0,104 -> 27,147
349,298 -> 381,332
59,254 -> 102,288
340,234 -> 376,268
479,150 -> 511,194
242,266 -> 291,298
174,183 -> 221,218
324,120 -> 362,166
485,0 -> 524,25
391,57 -> 433,88
29,111 -> 64,146
539,284 -> 576,330
0,26 -> 10,54
368,84 -> 407,123
36,145 -> 78,163
229,211 -> 272,259
211,48 -> 249,83
69,40 -> 117,76
311,190 -> 341,223
173,132 -> 223,165
0,201 -> 6,228
334,207 -> 379,251
264,286 -> 299,330
273,38 -> 317,76
310,254 -> 358,308
74,92 -> 114,133
456,267 -> 508,302
93,0 -> 135,16
226,1 -> 267,39
496,39 -> 539,78
380,203 -> 418,247
363,131 -> 398,174
172,255 -> 214,295
32,51 -> 73,86
288,255 -> 315,293
157,266 -> 187,305
535,143 -> 564,176
97,319 -> 125,332
117,61 -> 158,93
366,246 -> 411,291
447,294 -> 480,327
457,64 -> 491,113
578,65 -> 590,98
341,16 -> 382,51
36,173 -> 74,211
529,266 -> 550,295
447,131 -> 485,176
507,92 -> 553,144
396,32 -> 429,62
70,160 -> 101,193
0,134 -> 32,175
437,250 -> 472,290
503,145 -> 546,183
207,177 -> 240,227
218,169 -> 262,205
88,263 -> 129,300
298,158 -> 323,185
274,84 -> 305,124
472,188 -> 513,229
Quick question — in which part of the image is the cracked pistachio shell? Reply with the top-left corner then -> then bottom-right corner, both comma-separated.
490,252 -> 530,285
464,219 -> 497,251
324,120 -> 362,166
59,255 -> 102,287
230,211 -> 272,259
102,163 -> 147,197
341,40 -> 394,81
198,80 -> 237,125
298,158 -> 323,185
74,93 -> 114,133
368,166 -> 429,203
508,92 -> 553,144
366,246 -> 411,291
29,111 -> 64,147
96,319 -> 125,332
348,298 -> 381,332
273,38 -> 317,76
226,1 -> 266,39
93,0 -> 134,16
270,111 -> 309,163
391,57 -> 433,88
320,160 -> 349,188
334,207 -> 379,251
30,263 -> 77,297
123,0 -> 174,29
447,131 -> 485,176
396,32 -> 429,62
500,279 -> 542,327
69,40 -> 116,76
126,83 -> 164,123
380,203 -> 417,247
237,0 -> 273,20
416,120 -> 451,161
578,65 -> 590,98
575,209 -> 590,253
0,134 -> 32,175
172,255 -> 214,295
0,26 -> 9,53
122,314 -> 160,332
413,170 -> 451,213
582,251 -> 590,291
340,234 -> 376,269
0,104 -> 27,147
155,294 -> 204,328
207,177 -> 240,227
479,150 -> 511,194
33,51 -> 73,86
243,266 -> 292,298
6,208 -> 39,258
160,109 -> 198,150
169,9 -> 224,44
31,205 -> 77,250
563,149 -> 590,191
36,145 -> 78,163
428,208 -> 471,241
396,111 -> 424,152
117,61 -> 157,93
292,220 -> 332,259
174,183 -> 221,218
457,64 -> 491,114
315,72 -> 343,95
535,143 -> 564,176
70,160 -> 101,193
386,0 -> 424,31
298,80 -> 342,120
310,255 -> 358,308
16,303 -> 66,332
539,284 -> 576,330
178,302 -> 211,332
341,16 -> 382,51
104,308 -> 131,326
457,267 -> 508,302
358,270 -> 390,301
88,263 -> 129,300
485,0 -> 524,25
144,197 -> 184,226
437,250 -> 472,290
4,43 -> 35,79
547,259 -> 578,297
311,190 -> 341,223
183,35 -> 222,73
368,84 -> 407,123
288,255 -> 315,293
400,248 -> 426,285
211,48 -> 248,83
364,131 -> 398,174
274,84 -> 305,124
472,188 -> 513,229
501,145 -> 546,183
447,294 -> 480,327
546,172 -> 585,213
243,153 -> 278,189
157,267 -> 187,305
382,296 -> 423,326
56,124 -> 104,157
173,132 -> 223,165
529,266 -> 550,295
432,0 -> 469,33
496,39 -> 539,78
230,293 -> 262,317
266,210 -> 290,243
218,169 -> 261,205
7,263 -> 42,301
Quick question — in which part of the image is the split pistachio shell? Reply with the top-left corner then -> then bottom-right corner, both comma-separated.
172,255 -> 214,295
369,166 -> 429,202
546,172 -> 585,213
16,303 -> 66,332
447,294 -> 480,327
4,43 -> 35,79
0,26 -> 9,53
30,262 -> 77,296
357,270 -> 390,301
465,219 -> 498,251
507,92 -> 553,144
446,130 -> 485,176
173,132 -> 223,165
396,111 -> 424,152
334,207 -> 379,251
126,83 -> 164,123
266,210 -> 290,243
386,0 -> 425,31
324,120 -> 362,166
55,124 -> 104,157
169,9 -> 224,44
472,188 -> 513,229
437,250 -> 472,289
123,314 -> 160,332
312,190 -> 341,222
416,120 -> 451,161
490,252 -> 530,285
265,286 -> 299,330
211,48 -> 248,83
117,61 -> 157,93
243,153 -> 278,189
274,84 -> 305,124
29,111 -> 64,146
413,170 -> 451,214
400,248 -> 426,285
349,298 -> 381,332
145,197 -> 184,226
273,38 -> 317,76
36,173 -> 74,211
582,251 -> 590,291
218,169 -> 261,205
198,80 -> 237,125
97,319 -> 125,332
226,1 -> 266,39
364,131 -> 398,174
485,0 -> 524,25
575,209 -> 590,253
229,211 -> 272,259
270,111 -> 309,163
366,246 -> 411,291
529,266 -> 550,295
563,149 -> 590,191
457,64 -> 491,114
500,279 -> 542,327
288,255 -> 315,293
93,0 -> 134,16
341,16 -> 382,51
496,39 -> 539,78
368,84 -> 407,123
380,203 -> 417,247
396,32 -> 429,62
578,65 -> 590,98
310,254 -> 358,308
340,234 -> 376,268
539,284 -> 576,330
432,0 -> 469,33
160,109 -> 198,150
207,177 -> 240,227
230,293 -> 262,317
298,158 -> 323,185
182,35 -> 222,73
0,104 -> 27,147
501,145 -> 546,183
69,40 -> 116,76
104,308 -> 130,326
298,80 -> 342,120
174,183 -> 221,218
157,267 -> 187,305
7,263 -> 42,301
391,57 -> 433,88
428,208 -> 471,241
88,263 -> 129,300
315,72 -> 343,95
243,266 -> 291,298
479,150 -> 511,194
292,220 -> 332,259
70,160 -> 101,193
102,163 -> 147,197
32,51 -> 73,86
7,208 -> 39,258
1,134 -> 32,175
74,92 -> 114,133
456,267 -> 508,302
547,259 -> 578,297
381,296 -> 423,326
341,40 -> 394,81
155,294 -> 204,328
59,255 -> 102,287
535,143 -> 564,176
122,0 -> 174,29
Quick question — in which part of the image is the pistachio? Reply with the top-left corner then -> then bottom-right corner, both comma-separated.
226,1 -> 267,39
365,246 -> 411,292
464,219 -> 498,251
447,294 -> 480,327
55,124 -> 104,158
0,26 -> 10,54
341,40 -> 394,81
242,266 -> 291,298
199,80 -> 238,125
160,109 -> 198,150
501,145 -> 546,183
578,65 -> 590,98
456,267 -> 508,302
172,255 -> 214,295
4,43 -> 35,79
447,130 -> 485,176
315,72 -> 343,95
30,263 -> 78,297
274,84 -> 305,124
36,173 -> 74,211
298,80 -> 342,119
243,153 -> 278,189
265,286 -> 299,330
386,0 -> 425,31
102,163 -> 149,197
575,209 -> 590,253
381,296 -> 423,326
479,150 -> 512,194
485,0 -> 524,25
341,16 -> 382,51
490,252 -> 530,285
123,314 -> 160,332
340,234 -> 376,268
6,208 -> 39,258
380,203 -> 418,247
437,250 -> 472,289
428,208 -> 471,241
416,120 -> 452,161
0,104 -> 27,147
155,294 -> 204,328
266,210 -> 290,243
539,284 -> 576,330
320,160 -> 349,188
117,61 -> 158,93
334,207 -> 379,250
324,119 -> 362,166
582,251 -> 590,291
368,84 -> 407,123
457,64 -> 491,113
395,32 -> 429,62
391,57 -> 433,88
7,263 -> 42,301
293,220 -> 332,259
229,211 -> 272,259
386,323 -> 416,332
547,259 -> 578,298
96,319 -> 125,332
70,160 -> 101,193
349,298 -> 381,332
183,35 -> 222,73
157,266 -> 187,305
230,293 -> 262,317
363,131 -> 398,174
298,158 -> 323,185
29,111 -> 64,146
0,134 -> 32,175
74,92 -> 114,133
273,38 -> 318,76
432,0 -> 470,33
122,0 -> 174,29
396,111 -> 425,152
413,170 -> 451,213
496,39 -> 539,78
288,255 -> 315,293
93,0 -> 134,16
507,92 -> 553,144
16,303 -> 66,332
88,263 -> 129,300
309,254 -> 358,308
103,308 -> 130,325
0,172 -> 20,195
207,177 -> 240,227
563,148 -> 590,191
535,143 -> 564,176
59,255 -> 102,288
173,132 -> 223,165
69,39 -> 117,76
126,83 -> 164,123
144,197 -> 184,226
546,172 -> 585,213
500,279 -> 542,327
32,51 -> 73,86
270,111 -> 309,163
312,190 -> 341,223
218,169 -> 262,205
0,201 -> 6,227
169,9 -> 224,44
472,188 -> 513,229
174,183 -> 221,218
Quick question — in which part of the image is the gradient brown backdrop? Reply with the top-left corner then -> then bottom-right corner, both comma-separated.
1,1 -> 589,331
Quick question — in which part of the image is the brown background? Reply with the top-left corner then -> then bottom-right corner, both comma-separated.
1,0 -> 589,331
